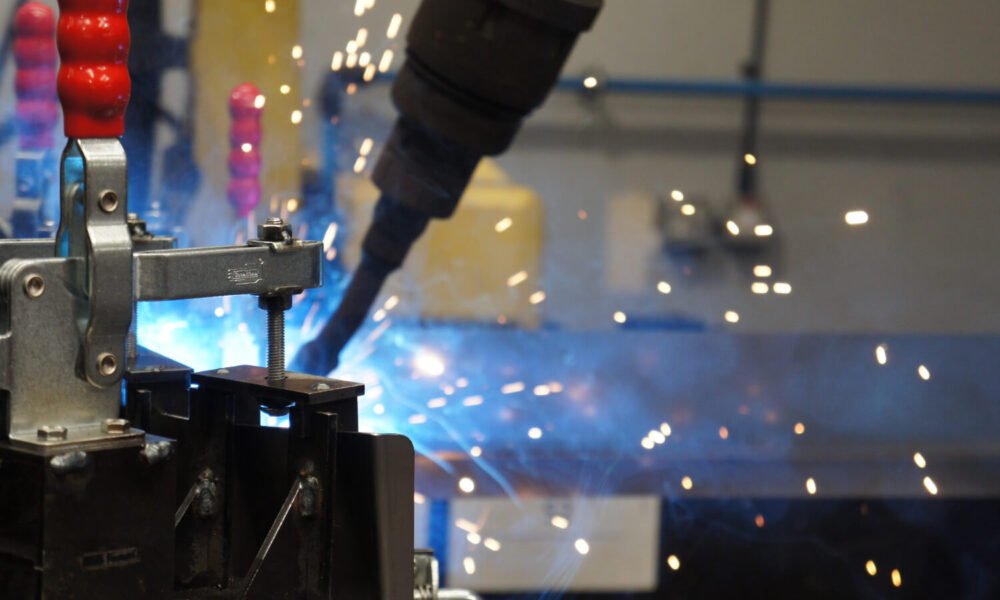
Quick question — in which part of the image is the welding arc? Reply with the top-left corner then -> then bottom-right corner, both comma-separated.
291,194 -> 429,375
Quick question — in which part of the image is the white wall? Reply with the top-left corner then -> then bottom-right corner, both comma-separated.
295,0 -> 1000,335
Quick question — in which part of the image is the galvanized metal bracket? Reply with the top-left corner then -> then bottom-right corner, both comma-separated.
57,138 -> 133,388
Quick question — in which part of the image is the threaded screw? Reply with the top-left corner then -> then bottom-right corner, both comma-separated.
266,301 -> 286,382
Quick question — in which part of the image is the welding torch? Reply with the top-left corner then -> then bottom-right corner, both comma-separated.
292,0 -> 603,375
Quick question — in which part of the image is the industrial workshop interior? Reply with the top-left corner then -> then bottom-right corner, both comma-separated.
1,0 -> 1000,598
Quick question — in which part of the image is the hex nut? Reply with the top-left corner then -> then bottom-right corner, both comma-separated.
37,425 -> 68,441
103,418 -> 130,435
258,217 -> 293,242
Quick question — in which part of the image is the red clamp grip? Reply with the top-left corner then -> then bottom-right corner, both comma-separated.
13,2 -> 58,150
228,83 -> 263,218
57,0 -> 131,138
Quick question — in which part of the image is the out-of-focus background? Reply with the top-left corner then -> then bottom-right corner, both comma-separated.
3,0 -> 1000,597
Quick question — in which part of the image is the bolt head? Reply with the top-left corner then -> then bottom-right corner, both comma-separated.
23,274 -> 45,298
310,382 -> 331,391
37,425 -> 68,441
103,418 -> 130,435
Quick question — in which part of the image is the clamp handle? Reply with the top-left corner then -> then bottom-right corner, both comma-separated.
13,2 -> 58,150
228,83 -> 263,218
56,0 -> 131,138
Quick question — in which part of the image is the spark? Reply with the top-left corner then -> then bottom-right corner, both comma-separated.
640,437 -> 655,450
264,0 -> 276,13
363,64 -> 376,82
387,13 -> 403,39
718,426 -> 729,440
794,422 -> 806,435
551,515 -> 569,529
427,398 -> 447,409
322,223 -> 339,251
613,311 -> 627,324
845,210 -> 869,226
355,27 -> 368,48
331,51 -> 344,71
353,156 -> 367,173
533,384 -> 551,396
458,477 -> 475,494
214,307 -> 225,317
501,382 -> 525,394
724,310 -> 740,324
290,110 -> 303,125
754,224 -> 773,237
891,568 -> 902,587
495,217 -> 513,233
359,138 -> 374,156
866,560 -> 877,576
670,190 -> 684,202
754,265 -> 772,278
507,270 -> 528,287
660,422 -> 672,436
286,198 -> 300,212
456,377 -> 469,388
574,538 -> 590,555
241,143 -> 253,153
726,220 -> 740,236
346,52 -> 358,68
372,309 -> 386,322
413,349 -> 446,377
923,476 -> 938,495
384,295 -> 399,310
752,282 -> 769,294
346,40 -> 358,54
918,364 -> 931,380
455,519 -> 478,533
648,430 -> 666,445
484,538 -> 501,552
548,381 -> 564,393
528,427 -> 543,439
773,282 -> 792,294
913,452 -> 926,469
583,76 -> 598,89
359,51 -> 371,68
378,49 -> 394,73
253,94 -> 266,109
467,532 -> 481,545
681,476 -> 693,490
372,403 -> 385,415
666,555 -> 681,571
680,203 -> 696,216
353,0 -> 366,17
875,344 -> 888,365
462,396 -> 484,407
291,45 -> 303,60
805,477 -> 817,495
755,514 -> 765,528
408,414 -> 427,425
463,557 -> 476,575
414,492 -> 426,504
578,210 -> 588,220
529,291 -> 546,305
279,84 -> 291,95
470,446 -> 482,458
657,281 -> 672,294
744,153 -> 757,165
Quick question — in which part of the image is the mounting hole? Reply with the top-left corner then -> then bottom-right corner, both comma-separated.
97,352 -> 118,377
23,274 -> 44,298
99,190 -> 119,213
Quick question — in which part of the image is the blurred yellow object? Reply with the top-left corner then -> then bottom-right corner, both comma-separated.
192,0 -> 303,218
339,159 -> 544,327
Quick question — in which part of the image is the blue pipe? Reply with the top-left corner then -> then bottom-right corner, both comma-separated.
370,72 -> 1000,105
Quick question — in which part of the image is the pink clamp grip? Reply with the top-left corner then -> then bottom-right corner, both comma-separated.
57,0 -> 131,138
13,2 -> 58,150
228,83 -> 263,218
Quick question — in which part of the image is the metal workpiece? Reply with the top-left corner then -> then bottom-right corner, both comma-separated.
58,137 -> 133,388
133,240 -> 322,301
